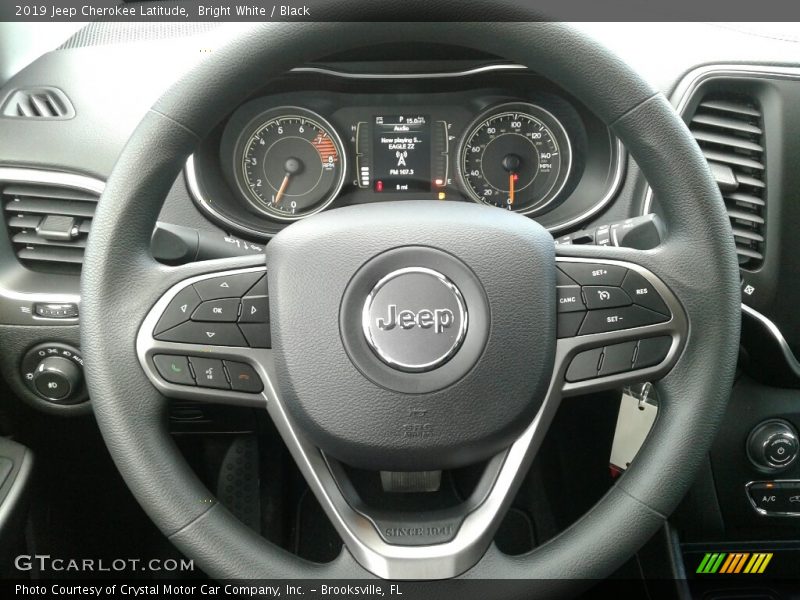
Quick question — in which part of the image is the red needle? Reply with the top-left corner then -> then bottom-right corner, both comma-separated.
273,173 -> 290,205
509,173 -> 516,205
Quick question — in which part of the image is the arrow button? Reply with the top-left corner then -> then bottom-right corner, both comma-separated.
155,321 -> 247,347
194,272 -> 262,300
154,286 -> 202,335
239,296 -> 269,324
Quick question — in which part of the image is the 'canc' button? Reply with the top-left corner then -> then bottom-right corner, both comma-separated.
557,286 -> 585,313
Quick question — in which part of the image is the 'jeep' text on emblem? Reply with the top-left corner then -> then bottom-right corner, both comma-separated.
376,305 -> 455,333
361,267 -> 468,372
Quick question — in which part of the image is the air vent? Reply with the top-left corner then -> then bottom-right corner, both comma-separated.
2,182 -> 98,273
689,94 -> 766,269
1,87 -> 75,119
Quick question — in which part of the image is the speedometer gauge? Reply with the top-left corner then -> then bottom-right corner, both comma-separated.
233,107 -> 346,221
458,102 -> 572,215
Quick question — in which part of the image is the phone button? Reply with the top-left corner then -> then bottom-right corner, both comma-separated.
153,355 -> 195,386
224,361 -> 263,393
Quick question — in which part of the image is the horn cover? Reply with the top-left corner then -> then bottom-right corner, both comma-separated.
267,201 -> 555,470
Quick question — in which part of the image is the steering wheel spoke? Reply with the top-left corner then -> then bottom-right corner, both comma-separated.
133,236 -> 689,580
137,262 -> 271,409
553,253 -> 688,397
136,257 -> 564,579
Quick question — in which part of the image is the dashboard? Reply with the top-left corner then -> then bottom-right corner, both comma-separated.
4,21 -> 800,588
188,66 -> 622,238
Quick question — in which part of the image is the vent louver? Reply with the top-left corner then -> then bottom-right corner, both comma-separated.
689,95 -> 766,268
1,87 -> 75,119
2,183 -> 98,273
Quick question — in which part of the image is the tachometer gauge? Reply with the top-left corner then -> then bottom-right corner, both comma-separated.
458,102 -> 572,215
233,107 -> 346,221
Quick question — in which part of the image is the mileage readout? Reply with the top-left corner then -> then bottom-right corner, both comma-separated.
372,115 -> 431,193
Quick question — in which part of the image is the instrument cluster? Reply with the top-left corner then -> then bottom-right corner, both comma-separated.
187,67 -> 624,239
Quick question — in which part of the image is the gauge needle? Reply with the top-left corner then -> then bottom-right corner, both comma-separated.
273,173 -> 290,205
509,173 -> 515,206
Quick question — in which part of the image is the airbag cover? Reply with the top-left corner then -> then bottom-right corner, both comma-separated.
267,201 -> 555,470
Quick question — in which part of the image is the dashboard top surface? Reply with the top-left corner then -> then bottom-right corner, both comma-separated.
1,22 -> 800,182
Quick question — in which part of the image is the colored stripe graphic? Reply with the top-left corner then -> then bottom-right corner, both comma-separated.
697,552 -> 773,574
744,554 -> 759,573
758,553 -> 773,573
733,553 -> 749,573
696,553 -> 713,573
697,553 -> 725,574
719,553 -> 736,573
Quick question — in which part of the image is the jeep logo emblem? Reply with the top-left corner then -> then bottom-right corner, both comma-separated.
376,305 -> 455,333
362,267 -> 467,372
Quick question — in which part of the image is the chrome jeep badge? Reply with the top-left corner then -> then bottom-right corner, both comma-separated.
362,267 -> 468,372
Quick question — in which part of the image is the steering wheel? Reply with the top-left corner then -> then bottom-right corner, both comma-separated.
80,21 -> 740,595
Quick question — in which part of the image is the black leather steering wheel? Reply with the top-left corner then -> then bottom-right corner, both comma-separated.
80,21 -> 740,596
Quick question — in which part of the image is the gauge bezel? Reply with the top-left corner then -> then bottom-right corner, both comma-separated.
457,101 -> 573,216
232,106 -> 348,222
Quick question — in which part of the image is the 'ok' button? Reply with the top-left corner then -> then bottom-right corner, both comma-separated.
192,299 -> 240,322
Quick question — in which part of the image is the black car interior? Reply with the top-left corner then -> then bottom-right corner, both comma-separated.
0,18 -> 799,598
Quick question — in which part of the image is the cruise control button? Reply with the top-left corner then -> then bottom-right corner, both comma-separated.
225,361 -> 263,393
578,305 -> 668,335
154,286 -> 201,335
192,298 -> 240,322
153,355 -> 194,385
599,341 -> 638,376
557,286 -> 585,313
239,296 -> 269,323
188,357 -> 229,390
238,323 -> 272,348
634,336 -> 672,369
193,272 -> 263,301
621,271 -> 670,316
558,263 -> 627,286
565,348 -> 603,382
583,286 -> 632,310
156,321 -> 247,346
557,312 -> 585,338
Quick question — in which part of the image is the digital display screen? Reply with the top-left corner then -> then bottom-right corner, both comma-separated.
372,115 -> 431,193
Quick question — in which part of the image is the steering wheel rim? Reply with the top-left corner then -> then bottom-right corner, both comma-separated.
81,21 -> 740,594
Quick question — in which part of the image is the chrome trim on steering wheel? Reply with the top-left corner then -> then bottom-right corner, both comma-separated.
136,257 -> 687,580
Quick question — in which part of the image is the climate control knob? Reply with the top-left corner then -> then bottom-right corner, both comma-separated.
32,356 -> 83,402
747,419 -> 799,471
